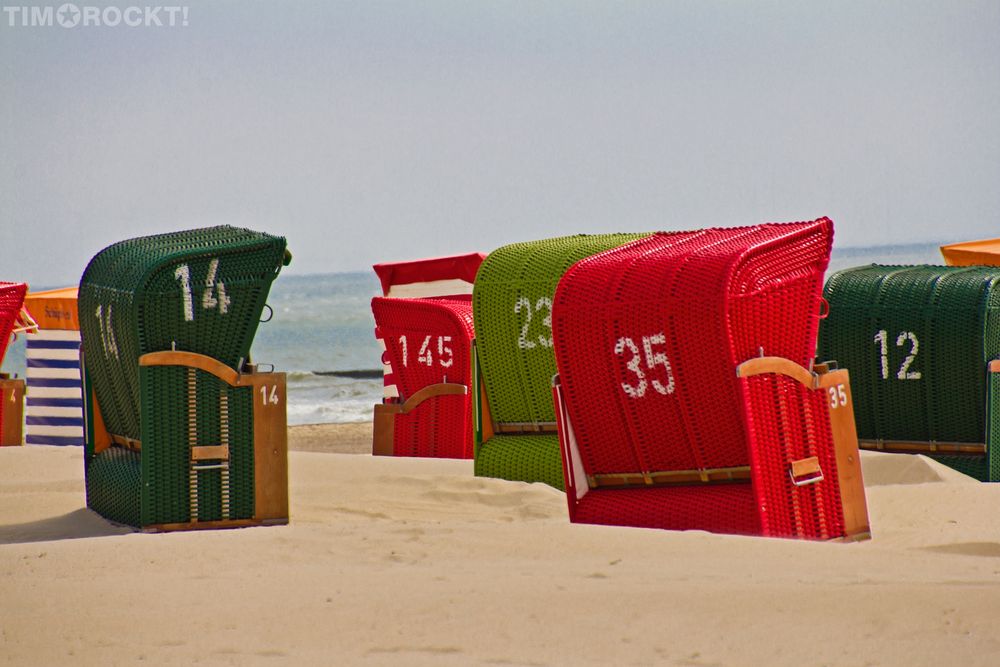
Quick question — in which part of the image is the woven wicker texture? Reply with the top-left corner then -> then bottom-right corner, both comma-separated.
574,485 -> 761,535
926,454 -> 987,481
473,233 -> 649,488
743,374 -> 845,539
0,282 -> 27,365
78,226 -> 288,442
371,295 -> 475,458
85,446 -> 142,527
552,220 -> 842,537
0,282 -> 28,439
990,371 -> 1000,481
817,265 -> 1000,481
84,365 -> 256,529
473,434 -> 563,488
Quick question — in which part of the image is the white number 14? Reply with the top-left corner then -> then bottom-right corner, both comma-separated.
260,385 -> 280,405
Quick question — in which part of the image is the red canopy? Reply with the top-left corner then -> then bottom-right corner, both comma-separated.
373,252 -> 486,296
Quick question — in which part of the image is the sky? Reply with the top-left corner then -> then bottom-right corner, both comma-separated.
2,0 -> 998,286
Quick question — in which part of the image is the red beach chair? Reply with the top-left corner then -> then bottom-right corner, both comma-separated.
371,253 -> 485,458
550,219 -> 871,540
0,282 -> 32,446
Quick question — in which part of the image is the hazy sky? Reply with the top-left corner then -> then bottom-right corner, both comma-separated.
2,1 -> 998,286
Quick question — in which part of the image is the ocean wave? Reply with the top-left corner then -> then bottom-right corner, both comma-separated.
286,396 -> 375,425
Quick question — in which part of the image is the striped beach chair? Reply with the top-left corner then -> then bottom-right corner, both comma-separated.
21,288 -> 85,447
0,282 -> 30,446
472,233 -> 649,489
80,226 -> 292,530
818,264 -> 1000,481
551,219 -> 870,539
370,253 -> 484,458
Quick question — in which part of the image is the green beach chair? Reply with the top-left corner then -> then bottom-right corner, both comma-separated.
817,264 -> 1000,481
79,226 -> 292,529
472,233 -> 648,489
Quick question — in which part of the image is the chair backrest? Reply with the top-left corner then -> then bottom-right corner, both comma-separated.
473,233 -> 648,427
79,226 -> 289,442
372,253 -> 485,401
551,220 -> 833,478
0,282 -> 28,365
372,296 -> 475,397
371,295 -> 475,457
817,264 -> 1000,444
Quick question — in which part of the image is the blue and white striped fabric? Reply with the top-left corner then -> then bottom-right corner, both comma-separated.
25,329 -> 84,446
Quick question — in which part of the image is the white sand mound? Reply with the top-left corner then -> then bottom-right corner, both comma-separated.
4,442 -> 1000,666
861,450 -> 979,486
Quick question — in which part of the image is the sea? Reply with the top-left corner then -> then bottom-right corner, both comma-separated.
1,242 -> 946,425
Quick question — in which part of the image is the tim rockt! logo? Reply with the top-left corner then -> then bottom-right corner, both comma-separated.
3,4 -> 189,27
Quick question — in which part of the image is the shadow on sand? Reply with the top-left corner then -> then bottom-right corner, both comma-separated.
0,508 -> 133,545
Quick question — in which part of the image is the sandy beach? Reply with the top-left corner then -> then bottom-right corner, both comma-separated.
3,423 -> 1000,666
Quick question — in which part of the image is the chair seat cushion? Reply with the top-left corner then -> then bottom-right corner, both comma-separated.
573,484 -> 761,535
474,434 -> 564,490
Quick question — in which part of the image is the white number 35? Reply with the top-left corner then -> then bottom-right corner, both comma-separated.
827,384 -> 848,409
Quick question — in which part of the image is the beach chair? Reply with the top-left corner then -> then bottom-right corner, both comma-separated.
818,264 -> 1000,481
0,282 -> 31,446
369,253 -> 484,458
472,233 -> 649,490
551,219 -> 871,539
79,226 -> 292,530
373,253 -> 486,402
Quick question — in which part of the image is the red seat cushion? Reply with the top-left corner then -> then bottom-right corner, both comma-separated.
573,484 -> 761,535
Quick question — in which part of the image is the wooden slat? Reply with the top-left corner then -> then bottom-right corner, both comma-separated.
587,466 -> 752,489
479,374 -> 494,443
858,439 -> 986,455
495,422 -> 559,434
109,433 -> 142,451
250,371 -> 289,523
789,456 -> 821,479
191,445 -> 229,461
143,517 -> 288,533
372,403 -> 401,456
815,367 -> 871,541
0,378 -> 24,446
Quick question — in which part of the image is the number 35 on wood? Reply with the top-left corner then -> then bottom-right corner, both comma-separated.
615,333 -> 676,398
174,259 -> 231,322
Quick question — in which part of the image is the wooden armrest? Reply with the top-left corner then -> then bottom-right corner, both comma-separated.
735,356 -> 815,387
140,351 -> 243,386
372,382 -> 468,456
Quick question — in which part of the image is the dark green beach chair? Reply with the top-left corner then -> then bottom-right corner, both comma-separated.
80,226 -> 292,529
817,264 -> 1000,481
472,233 -> 648,489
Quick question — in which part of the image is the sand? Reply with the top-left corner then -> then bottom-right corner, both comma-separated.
3,424 -> 1000,666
